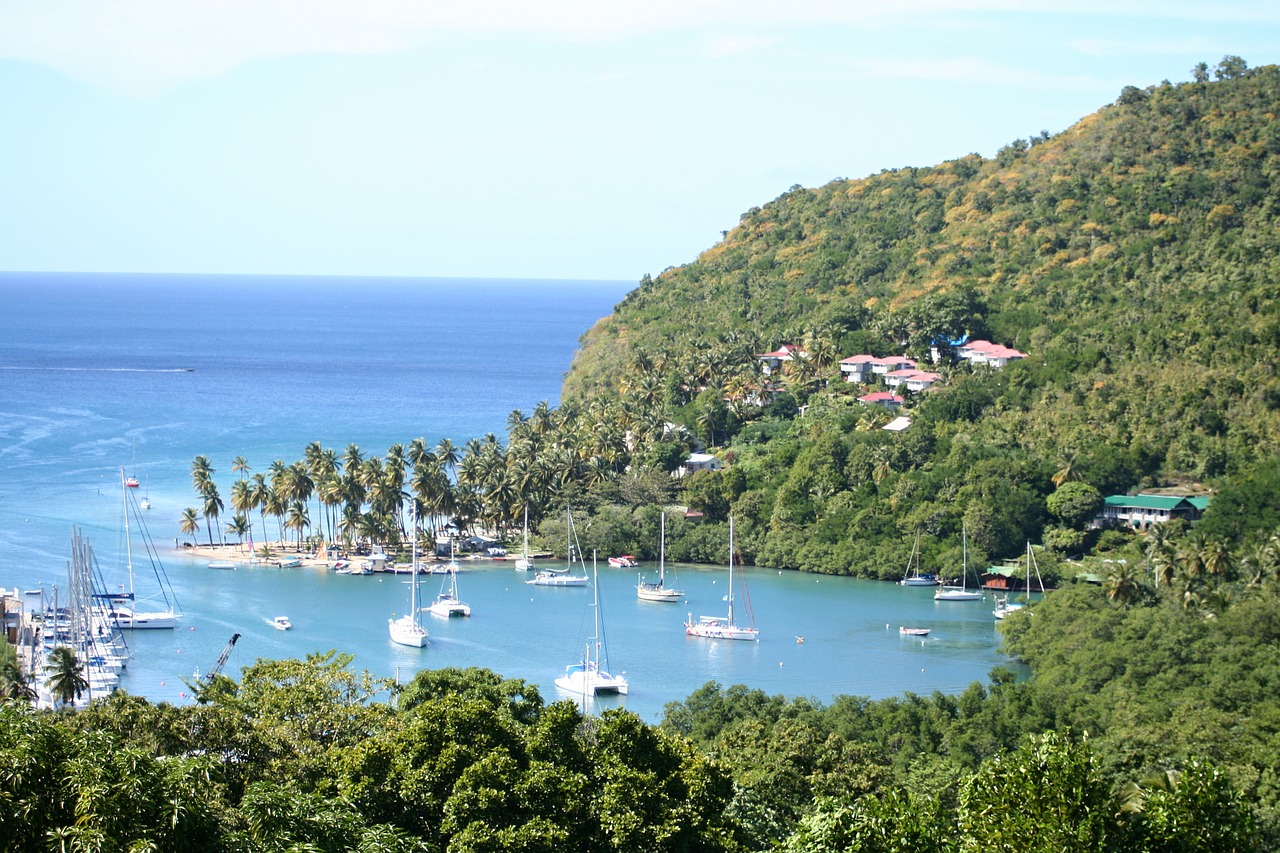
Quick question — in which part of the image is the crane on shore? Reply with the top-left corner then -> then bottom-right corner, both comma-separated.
203,633 -> 240,682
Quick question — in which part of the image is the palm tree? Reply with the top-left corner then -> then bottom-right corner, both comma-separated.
0,654 -> 34,702
45,645 -> 88,708
189,455 -> 214,495
1103,559 -> 1143,606
232,455 -> 252,480
201,486 -> 224,546
225,513 -> 251,552
230,478 -> 255,546
1145,523 -> 1178,588
179,507 -> 201,542
284,501 -> 310,549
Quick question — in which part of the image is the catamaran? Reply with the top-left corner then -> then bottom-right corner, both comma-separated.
555,553 -> 628,696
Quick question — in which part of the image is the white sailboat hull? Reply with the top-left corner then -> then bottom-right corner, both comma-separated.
934,588 -> 983,601
112,608 -> 179,629
555,662 -> 628,695
388,614 -> 428,647
428,597 -> 471,617
685,616 -> 759,641
526,572 -> 589,587
637,584 -> 682,602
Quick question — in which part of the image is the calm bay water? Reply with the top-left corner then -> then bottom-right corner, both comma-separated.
0,272 -> 1015,721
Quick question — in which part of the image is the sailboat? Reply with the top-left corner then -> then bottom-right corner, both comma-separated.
514,505 -> 534,571
125,438 -> 141,488
637,512 -> 682,602
389,504 -> 428,647
934,526 -> 983,601
685,516 -> 759,640
994,542 -> 1044,619
428,563 -> 471,617
898,530 -> 938,586
526,507 -> 590,587
109,467 -> 180,629
556,553 -> 628,696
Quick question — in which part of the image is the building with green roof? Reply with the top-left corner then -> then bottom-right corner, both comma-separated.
1093,494 -> 1209,531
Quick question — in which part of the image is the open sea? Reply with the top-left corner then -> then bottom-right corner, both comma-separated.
0,272 -> 1017,721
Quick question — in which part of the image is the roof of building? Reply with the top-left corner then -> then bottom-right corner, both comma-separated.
882,416 -> 912,432
1103,494 -> 1204,511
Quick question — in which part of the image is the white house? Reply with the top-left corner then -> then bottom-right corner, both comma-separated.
679,452 -> 723,476
857,391 -> 904,409
870,356 -> 917,376
839,354 -> 876,383
956,340 -> 1027,367
756,344 -> 808,375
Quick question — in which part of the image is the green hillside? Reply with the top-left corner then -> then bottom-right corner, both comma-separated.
558,57 -> 1280,574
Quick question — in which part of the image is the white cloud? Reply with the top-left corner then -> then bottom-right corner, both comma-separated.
0,0 -> 1274,95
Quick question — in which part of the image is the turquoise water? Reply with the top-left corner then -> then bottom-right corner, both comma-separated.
0,272 -> 1015,720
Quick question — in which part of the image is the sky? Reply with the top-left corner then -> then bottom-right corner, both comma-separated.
1,2 -> 1278,283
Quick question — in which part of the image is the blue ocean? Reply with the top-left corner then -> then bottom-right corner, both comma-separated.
0,272 -> 1015,720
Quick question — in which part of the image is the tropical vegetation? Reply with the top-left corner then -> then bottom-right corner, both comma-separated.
90,57 -> 1280,849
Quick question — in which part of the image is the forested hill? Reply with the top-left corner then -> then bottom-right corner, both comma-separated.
564,59 -> 1280,516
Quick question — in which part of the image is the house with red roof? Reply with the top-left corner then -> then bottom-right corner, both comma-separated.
757,344 -> 809,375
839,354 -> 877,383
869,356 -> 917,376
857,391 -> 904,409
882,369 -> 943,392
956,340 -> 1027,368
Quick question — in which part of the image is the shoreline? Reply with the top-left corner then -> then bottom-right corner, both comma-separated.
176,542 -> 556,569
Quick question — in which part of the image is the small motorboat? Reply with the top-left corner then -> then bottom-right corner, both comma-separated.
207,561 -> 236,570
608,555 -> 639,568
899,626 -> 930,636
272,616 -> 292,630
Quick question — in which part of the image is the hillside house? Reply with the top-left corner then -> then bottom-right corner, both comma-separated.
1093,494 -> 1210,531
757,344 -> 808,376
883,369 -> 942,392
679,452 -> 723,477
839,354 -> 876,383
857,391 -> 904,409
870,356 -> 917,376
956,340 -> 1027,367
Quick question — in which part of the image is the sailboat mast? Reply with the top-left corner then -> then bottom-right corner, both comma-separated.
410,502 -> 419,615
727,515 -> 735,624
121,467 -> 135,597
591,551 -> 601,668
659,512 -> 666,584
